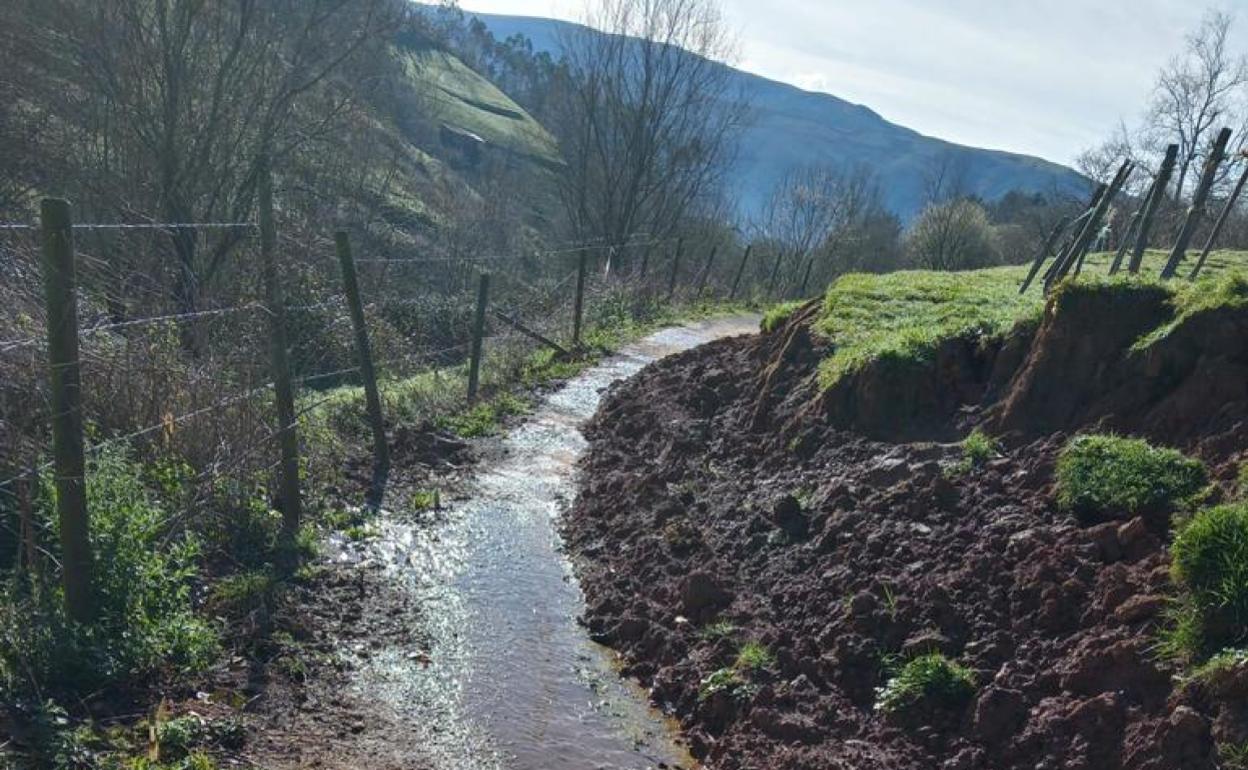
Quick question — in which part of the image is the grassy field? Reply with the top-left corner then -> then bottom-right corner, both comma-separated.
402,48 -> 561,166
812,250 -> 1248,390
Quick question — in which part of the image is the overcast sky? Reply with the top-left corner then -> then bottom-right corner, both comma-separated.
458,0 -> 1230,167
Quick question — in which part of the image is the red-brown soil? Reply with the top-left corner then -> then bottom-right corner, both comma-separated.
565,299 -> 1248,769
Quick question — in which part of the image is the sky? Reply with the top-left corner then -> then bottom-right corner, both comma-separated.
457,0 -> 1230,167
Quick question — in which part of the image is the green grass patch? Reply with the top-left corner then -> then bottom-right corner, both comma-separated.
697,621 -> 738,642
947,428 -> 999,477
1169,503 -> 1248,657
440,392 -> 530,438
734,641 -> 775,672
874,653 -> 977,715
761,301 -> 803,333
1054,434 -> 1207,517
814,267 -> 1043,389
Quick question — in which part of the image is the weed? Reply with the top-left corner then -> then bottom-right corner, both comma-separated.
874,653 -> 977,715
734,641 -> 775,672
1237,463 -> 1248,500
1169,503 -> 1248,657
1189,647 -> 1248,687
881,584 -> 900,621
697,621 -> 738,642
207,571 -> 277,618
410,489 -> 440,512
697,667 -> 755,703
1055,434 -> 1207,517
155,716 -> 203,761
441,392 -> 529,438
1221,741 -> 1248,770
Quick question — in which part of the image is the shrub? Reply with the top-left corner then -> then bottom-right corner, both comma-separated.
0,447 -> 218,697
1170,503 -> 1248,655
874,653 -> 977,715
1055,434 -> 1207,516
904,199 -> 1000,272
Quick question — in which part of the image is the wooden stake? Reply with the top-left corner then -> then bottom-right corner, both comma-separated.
41,198 -> 93,623
572,248 -> 588,346
1162,127 -> 1233,279
729,245 -> 752,301
1128,143 -> 1179,274
258,156 -> 302,545
1019,215 -> 1070,294
1047,161 -> 1133,291
767,249 -> 785,298
1190,161 -> 1248,280
335,231 -> 389,500
696,245 -> 718,297
467,272 -> 490,402
666,238 -> 684,302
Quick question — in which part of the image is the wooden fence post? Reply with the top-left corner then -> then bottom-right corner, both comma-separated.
666,237 -> 684,302
767,249 -> 785,297
1047,161 -> 1133,291
1043,205 -> 1095,286
1108,208 -> 1142,275
729,245 -> 752,301
572,247 -> 588,346
638,242 -> 651,281
467,272 -> 490,402
258,155 -> 302,545
1128,143 -> 1179,274
41,197 -> 93,623
1019,215 -> 1069,294
798,256 -> 815,297
696,245 -> 718,297
1190,161 -> 1248,280
335,231 -> 389,496
1162,127 -> 1233,279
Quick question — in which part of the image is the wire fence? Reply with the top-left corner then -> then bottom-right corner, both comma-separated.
0,190 -> 788,606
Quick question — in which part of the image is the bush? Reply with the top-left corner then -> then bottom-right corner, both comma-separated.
874,653 -> 977,715
1055,434 -> 1207,517
1170,503 -> 1248,655
948,428 -> 999,477
734,642 -> 775,672
0,447 -> 218,697
904,199 -> 1000,271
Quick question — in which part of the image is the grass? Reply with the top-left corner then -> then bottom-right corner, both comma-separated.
761,300 -> 804,333
439,392 -> 530,438
810,251 -> 1248,391
1054,434 -> 1207,517
874,653 -> 977,715
401,47 -> 561,165
1168,503 -> 1248,658
947,428 -> 999,477
814,267 -> 1044,389
734,641 -> 776,672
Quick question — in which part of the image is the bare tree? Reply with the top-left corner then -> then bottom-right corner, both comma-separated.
555,0 -> 747,267
1148,9 -> 1247,200
920,151 -> 972,206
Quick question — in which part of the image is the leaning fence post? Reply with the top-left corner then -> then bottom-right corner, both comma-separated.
572,246 -> 588,346
335,231 -> 389,497
1047,160 -> 1133,291
258,155 -> 303,546
1162,127 -> 1233,279
1020,215 -> 1069,294
798,256 -> 815,297
1190,160 -> 1248,280
696,245 -> 718,297
666,237 -> 684,302
1128,143 -> 1179,274
729,245 -> 752,301
767,249 -> 785,297
41,198 -> 93,623
467,272 -> 490,402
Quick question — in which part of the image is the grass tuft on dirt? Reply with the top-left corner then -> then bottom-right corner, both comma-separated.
1169,503 -> 1248,658
1054,434 -> 1207,517
874,653 -> 977,715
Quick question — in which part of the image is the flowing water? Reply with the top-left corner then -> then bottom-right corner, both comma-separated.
330,315 -> 759,770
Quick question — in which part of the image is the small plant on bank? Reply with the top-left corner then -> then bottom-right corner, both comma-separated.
410,489 -> 440,512
440,392 -> 530,438
1188,647 -> 1248,688
697,621 -> 738,642
946,428 -> 999,477
1237,462 -> 1248,500
735,641 -> 776,672
1167,503 -> 1248,658
874,653 -> 977,715
1055,434 -> 1207,517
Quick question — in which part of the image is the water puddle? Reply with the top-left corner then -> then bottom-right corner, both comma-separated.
338,315 -> 759,770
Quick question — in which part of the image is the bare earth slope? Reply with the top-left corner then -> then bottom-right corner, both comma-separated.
565,292 -> 1248,769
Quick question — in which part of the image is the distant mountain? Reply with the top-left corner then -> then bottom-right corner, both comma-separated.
464,10 -> 1091,221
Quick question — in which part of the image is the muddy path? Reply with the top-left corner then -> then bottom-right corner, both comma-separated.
252,315 -> 760,770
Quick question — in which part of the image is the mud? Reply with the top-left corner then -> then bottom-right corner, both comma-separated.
566,305 -> 1248,769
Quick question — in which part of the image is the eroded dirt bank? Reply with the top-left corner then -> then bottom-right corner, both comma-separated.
566,297 -> 1248,769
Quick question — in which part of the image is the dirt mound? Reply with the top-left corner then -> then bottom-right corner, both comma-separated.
565,299 -> 1248,769
991,282 -> 1248,453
